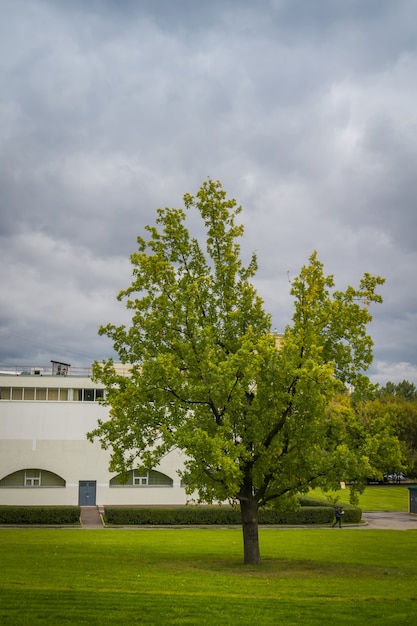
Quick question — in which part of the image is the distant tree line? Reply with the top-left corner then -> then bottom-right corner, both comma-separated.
376,380 -> 417,401
353,380 -> 417,480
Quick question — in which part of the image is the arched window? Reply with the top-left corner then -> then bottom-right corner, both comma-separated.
110,469 -> 173,487
0,469 -> 66,488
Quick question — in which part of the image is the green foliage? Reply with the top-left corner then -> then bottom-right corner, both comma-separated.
377,379 -> 417,400
103,505 -> 331,525
355,397 -> 417,478
298,495 -> 361,523
89,179 -> 388,563
0,506 -> 80,525
298,496 -> 329,507
104,499 -> 361,525
259,506 -> 335,525
324,395 -> 404,492
104,505 -> 240,525
393,399 -> 417,477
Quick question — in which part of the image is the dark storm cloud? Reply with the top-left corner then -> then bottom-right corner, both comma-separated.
0,0 -> 416,383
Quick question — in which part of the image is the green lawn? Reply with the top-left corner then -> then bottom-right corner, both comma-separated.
309,484 -> 411,511
1,528 -> 417,625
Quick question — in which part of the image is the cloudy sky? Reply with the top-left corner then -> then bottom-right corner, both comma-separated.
1,0 -> 416,385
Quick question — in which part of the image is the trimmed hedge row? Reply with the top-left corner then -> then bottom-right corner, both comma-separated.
0,500 -> 362,526
104,502 -> 362,526
104,505 -> 241,526
298,496 -> 362,524
0,506 -> 81,525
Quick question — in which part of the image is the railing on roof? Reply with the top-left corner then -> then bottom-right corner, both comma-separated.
0,363 -> 133,377
0,365 -> 93,377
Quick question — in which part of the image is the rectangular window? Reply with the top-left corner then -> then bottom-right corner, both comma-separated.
133,471 -> 148,486
0,386 -> 106,401
84,389 -> 95,402
0,387 -> 11,400
36,388 -> 47,401
25,469 -> 41,487
72,389 -> 83,401
47,388 -> 59,401
11,388 -> 23,400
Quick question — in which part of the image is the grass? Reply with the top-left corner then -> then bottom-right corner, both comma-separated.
309,484 -> 411,511
1,527 -> 417,625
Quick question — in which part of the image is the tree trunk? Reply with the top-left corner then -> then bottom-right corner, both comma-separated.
240,496 -> 261,565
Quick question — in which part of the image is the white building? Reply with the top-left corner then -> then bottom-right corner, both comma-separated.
0,361 -> 188,507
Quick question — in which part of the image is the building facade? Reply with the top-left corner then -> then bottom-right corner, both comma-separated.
0,362 -> 188,507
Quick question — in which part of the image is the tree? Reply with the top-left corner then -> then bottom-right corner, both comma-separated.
363,391 -> 417,478
372,381 -> 417,477
394,399 -> 417,477
89,179 -> 388,564
377,380 -> 417,401
351,398 -> 405,481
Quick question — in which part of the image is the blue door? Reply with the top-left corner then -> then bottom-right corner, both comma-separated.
78,480 -> 96,506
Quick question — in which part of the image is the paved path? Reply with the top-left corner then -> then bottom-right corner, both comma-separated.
80,506 -> 104,528
361,511 -> 417,530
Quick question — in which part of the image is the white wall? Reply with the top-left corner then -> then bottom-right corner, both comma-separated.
0,376 -> 189,506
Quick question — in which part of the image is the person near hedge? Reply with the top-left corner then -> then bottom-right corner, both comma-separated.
332,506 -> 344,528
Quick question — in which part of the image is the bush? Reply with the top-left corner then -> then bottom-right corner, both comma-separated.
338,505 -> 362,524
259,506 -> 334,525
297,496 -> 362,523
104,502 -> 362,526
0,506 -> 81,525
298,496 -> 331,507
104,506 -> 242,526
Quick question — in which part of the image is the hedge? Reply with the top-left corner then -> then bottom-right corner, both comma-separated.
298,496 -> 362,524
104,502 -> 362,526
0,501 -> 362,526
0,506 -> 81,525
104,505 -> 241,526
